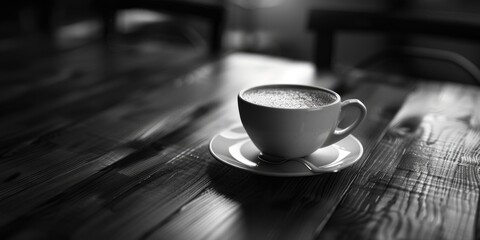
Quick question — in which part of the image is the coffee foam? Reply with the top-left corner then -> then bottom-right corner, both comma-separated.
242,87 -> 336,109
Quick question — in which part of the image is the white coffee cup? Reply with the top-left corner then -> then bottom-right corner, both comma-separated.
238,84 -> 366,161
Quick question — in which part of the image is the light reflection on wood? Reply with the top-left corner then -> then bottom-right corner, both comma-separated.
1,42 -> 479,239
321,83 -> 480,240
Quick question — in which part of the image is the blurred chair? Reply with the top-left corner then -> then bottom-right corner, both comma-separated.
98,0 -> 226,54
307,9 -> 480,85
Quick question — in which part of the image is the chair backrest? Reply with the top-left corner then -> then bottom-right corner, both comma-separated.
98,0 -> 226,54
307,9 -> 480,84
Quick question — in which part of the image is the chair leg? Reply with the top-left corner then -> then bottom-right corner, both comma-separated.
98,1 -> 117,41
209,10 -> 226,54
314,31 -> 334,70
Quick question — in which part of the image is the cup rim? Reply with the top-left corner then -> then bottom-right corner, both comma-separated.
238,84 -> 340,110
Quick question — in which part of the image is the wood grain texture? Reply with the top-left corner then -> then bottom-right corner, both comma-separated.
320,83 -> 480,240
2,42 -> 475,240
1,49 -> 364,240
127,77 -> 409,240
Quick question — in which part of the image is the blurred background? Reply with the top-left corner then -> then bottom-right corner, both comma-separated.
1,0 -> 480,83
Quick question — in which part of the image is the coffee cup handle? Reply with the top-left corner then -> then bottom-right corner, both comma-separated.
324,99 -> 367,146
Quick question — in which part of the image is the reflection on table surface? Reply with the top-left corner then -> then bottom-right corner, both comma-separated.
1,44 -> 480,240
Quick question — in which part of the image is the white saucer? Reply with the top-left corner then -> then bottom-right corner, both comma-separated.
209,126 -> 363,177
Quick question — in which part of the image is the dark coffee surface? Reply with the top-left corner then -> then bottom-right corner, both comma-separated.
242,86 -> 336,108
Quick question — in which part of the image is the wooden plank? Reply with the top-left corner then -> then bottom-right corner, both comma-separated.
125,82 -> 411,240
0,53 -> 319,238
320,83 -> 480,240
0,42 -> 211,156
0,52 -> 411,239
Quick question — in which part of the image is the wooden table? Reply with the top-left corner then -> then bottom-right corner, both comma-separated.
1,47 -> 480,240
